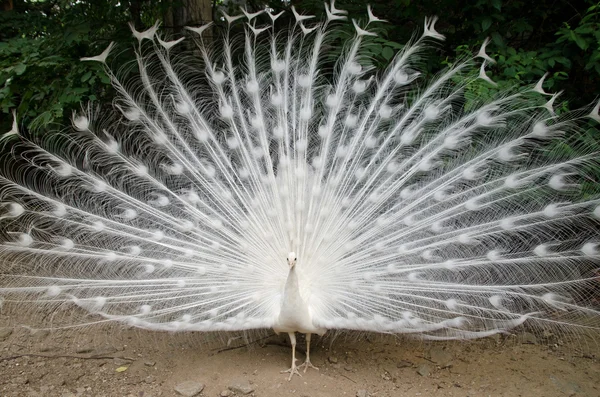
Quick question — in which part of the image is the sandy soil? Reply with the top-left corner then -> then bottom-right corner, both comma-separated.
0,307 -> 598,397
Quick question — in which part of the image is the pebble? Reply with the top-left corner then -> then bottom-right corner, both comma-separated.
429,347 -> 453,368
328,356 -> 338,363
75,346 -> 94,354
550,375 -> 581,396
417,364 -> 431,377
356,390 -> 369,397
113,358 -> 131,366
93,347 -> 118,356
0,328 -> 13,341
220,390 -> 233,397
11,376 -> 29,385
228,379 -> 254,395
174,381 -> 205,397
397,359 -> 413,368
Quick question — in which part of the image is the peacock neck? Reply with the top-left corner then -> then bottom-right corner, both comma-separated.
285,265 -> 299,295
282,263 -> 306,311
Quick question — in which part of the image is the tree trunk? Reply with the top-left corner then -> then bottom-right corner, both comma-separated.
163,0 -> 213,43
128,0 -> 144,30
2,0 -> 13,11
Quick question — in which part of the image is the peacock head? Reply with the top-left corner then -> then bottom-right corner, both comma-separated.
287,252 -> 297,268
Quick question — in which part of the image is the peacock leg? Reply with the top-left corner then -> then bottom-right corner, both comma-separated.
281,332 -> 301,380
299,333 -> 319,373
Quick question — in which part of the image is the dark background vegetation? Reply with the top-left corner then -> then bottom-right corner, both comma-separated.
1,0 -> 599,133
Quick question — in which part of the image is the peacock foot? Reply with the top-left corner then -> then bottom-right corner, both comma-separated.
281,364 -> 302,381
299,359 -> 319,373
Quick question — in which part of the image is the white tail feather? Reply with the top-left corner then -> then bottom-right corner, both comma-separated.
0,6 -> 599,343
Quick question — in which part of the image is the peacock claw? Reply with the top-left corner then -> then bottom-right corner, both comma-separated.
281,365 -> 302,381
299,359 -> 319,373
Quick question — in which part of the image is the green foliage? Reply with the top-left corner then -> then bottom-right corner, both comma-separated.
0,29 -> 110,128
0,0 -> 165,131
2,0 -> 600,135
556,3 -> 600,74
471,1 -> 600,105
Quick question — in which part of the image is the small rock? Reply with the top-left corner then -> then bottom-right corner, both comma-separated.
174,381 -> 205,397
429,347 -> 453,368
344,365 -> 354,371
328,356 -> 338,364
145,375 -> 155,384
417,364 -> 431,377
0,328 -> 13,341
75,346 -> 94,354
113,358 -> 131,366
356,390 -> 369,397
550,375 -> 580,396
39,345 -> 54,352
220,391 -> 233,397
228,379 -> 254,395
92,346 -> 118,356
11,376 -> 29,385
397,360 -> 413,368
144,361 -> 156,367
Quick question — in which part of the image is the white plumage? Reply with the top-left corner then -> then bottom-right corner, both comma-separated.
1,3 -> 599,380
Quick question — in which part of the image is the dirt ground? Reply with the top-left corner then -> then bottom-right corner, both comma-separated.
0,307 -> 598,397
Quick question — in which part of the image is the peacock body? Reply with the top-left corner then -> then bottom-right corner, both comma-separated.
1,3 -> 599,380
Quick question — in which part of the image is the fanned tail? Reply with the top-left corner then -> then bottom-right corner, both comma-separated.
0,6 -> 599,339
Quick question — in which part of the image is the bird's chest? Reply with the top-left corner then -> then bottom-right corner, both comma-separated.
275,288 -> 314,333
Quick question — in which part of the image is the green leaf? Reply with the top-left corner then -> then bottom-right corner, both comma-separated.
382,47 -> 394,61
491,32 -> 504,48
570,31 -> 589,50
504,67 -> 516,77
14,64 -> 26,75
481,18 -> 492,32
81,71 -> 92,82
